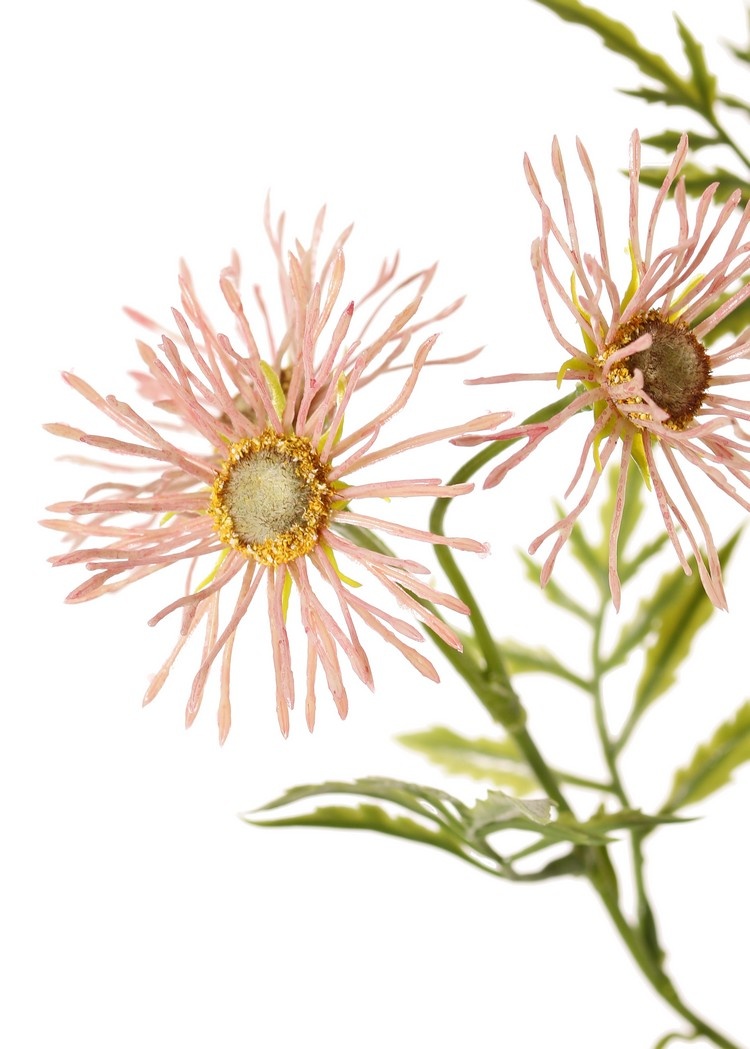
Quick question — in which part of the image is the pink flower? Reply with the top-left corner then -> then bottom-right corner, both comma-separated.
461,132 -> 750,609
45,207 -> 506,740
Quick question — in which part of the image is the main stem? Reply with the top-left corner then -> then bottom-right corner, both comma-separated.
434,398 -> 744,1048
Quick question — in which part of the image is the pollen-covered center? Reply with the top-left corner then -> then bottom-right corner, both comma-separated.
605,310 -> 711,429
209,428 -> 333,566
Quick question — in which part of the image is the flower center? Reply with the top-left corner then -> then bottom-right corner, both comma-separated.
209,428 -> 333,566
604,310 -> 711,429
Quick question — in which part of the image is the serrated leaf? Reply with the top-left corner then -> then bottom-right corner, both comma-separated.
498,639 -> 589,691
468,790 -> 553,832
248,776 -> 470,829
567,514 -> 608,589
641,129 -> 718,153
518,550 -> 593,621
621,86 -> 691,108
579,809 -> 690,833
665,701 -> 750,811
396,726 -> 538,793
246,803 -> 474,863
638,163 -> 750,206
720,93 -> 750,115
674,16 -> 716,112
607,532 -> 739,676
530,0 -> 696,103
619,532 -> 671,586
631,532 -> 740,721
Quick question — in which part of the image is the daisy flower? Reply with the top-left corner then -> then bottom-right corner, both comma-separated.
461,131 -> 750,609
45,208 -> 507,740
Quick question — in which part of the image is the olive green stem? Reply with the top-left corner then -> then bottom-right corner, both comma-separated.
588,854 -> 743,1049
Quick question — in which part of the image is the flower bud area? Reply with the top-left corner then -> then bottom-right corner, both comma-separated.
210,429 -> 333,566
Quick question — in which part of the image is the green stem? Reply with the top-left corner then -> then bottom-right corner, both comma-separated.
590,605 -> 628,804
588,854 -> 744,1049
428,394 -> 578,809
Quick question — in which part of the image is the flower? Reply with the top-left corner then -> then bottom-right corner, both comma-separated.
460,131 -> 750,609
44,207 -> 507,740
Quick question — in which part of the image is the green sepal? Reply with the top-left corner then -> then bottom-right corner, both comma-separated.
396,726 -> 538,793
664,701 -> 750,812
259,361 -> 286,418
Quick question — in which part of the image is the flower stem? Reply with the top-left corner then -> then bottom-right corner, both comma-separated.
587,853 -> 744,1049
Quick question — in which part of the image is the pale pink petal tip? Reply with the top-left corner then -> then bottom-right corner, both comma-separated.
46,204 -> 483,737
473,132 -> 750,609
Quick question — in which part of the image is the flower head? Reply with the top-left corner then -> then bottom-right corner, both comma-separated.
45,208 -> 506,739
462,132 -> 750,608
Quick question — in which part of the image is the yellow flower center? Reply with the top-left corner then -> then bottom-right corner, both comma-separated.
209,428 -> 333,566
602,310 -> 711,429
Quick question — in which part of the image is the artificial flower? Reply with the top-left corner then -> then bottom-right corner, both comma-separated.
45,209 -> 506,738
460,132 -> 750,608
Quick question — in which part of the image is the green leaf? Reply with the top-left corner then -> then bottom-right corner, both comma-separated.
530,0 -> 697,103
641,129 -> 718,153
621,86 -> 692,108
567,515 -> 608,590
665,701 -> 750,811
638,163 -> 750,206
247,803 -> 476,864
517,550 -> 594,622
470,794 -> 617,847
674,16 -> 716,112
396,726 -> 538,793
619,532 -> 671,586
720,93 -> 750,115
248,776 -> 470,827
497,639 -> 589,691
468,790 -> 553,832
624,532 -> 740,733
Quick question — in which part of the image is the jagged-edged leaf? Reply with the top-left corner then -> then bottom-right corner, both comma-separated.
248,776 -> 469,826
468,793 -> 617,847
606,532 -> 739,677
246,803 -> 475,863
641,129 -> 718,153
665,701 -> 750,811
396,726 -> 538,793
577,809 -> 690,834
468,790 -> 553,832
518,550 -> 593,622
720,93 -> 750,114
630,532 -> 740,722
497,639 -> 589,691
621,86 -> 694,108
530,0 -> 696,103
638,163 -> 750,205
565,513 -> 607,590
619,533 -> 671,585
674,16 -> 716,111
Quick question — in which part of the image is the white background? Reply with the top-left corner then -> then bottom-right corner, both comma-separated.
2,1 -> 749,1047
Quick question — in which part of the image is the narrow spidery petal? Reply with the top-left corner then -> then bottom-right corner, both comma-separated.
467,132 -> 750,607
46,205 -> 488,737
